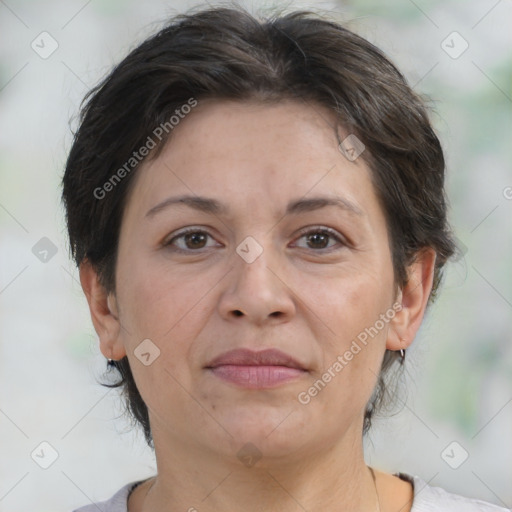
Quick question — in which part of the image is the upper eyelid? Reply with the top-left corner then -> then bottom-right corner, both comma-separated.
295,225 -> 342,238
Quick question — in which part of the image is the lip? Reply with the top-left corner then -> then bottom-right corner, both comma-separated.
205,348 -> 308,389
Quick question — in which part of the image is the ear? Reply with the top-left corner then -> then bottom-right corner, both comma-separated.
79,259 -> 127,360
387,248 -> 437,352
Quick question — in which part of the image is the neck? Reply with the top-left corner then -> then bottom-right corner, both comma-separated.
137,424 -> 379,512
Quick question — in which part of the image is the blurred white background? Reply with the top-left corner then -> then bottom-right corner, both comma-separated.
0,0 -> 511,510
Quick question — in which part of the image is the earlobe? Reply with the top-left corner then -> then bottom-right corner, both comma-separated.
387,248 -> 437,352
79,260 -> 127,360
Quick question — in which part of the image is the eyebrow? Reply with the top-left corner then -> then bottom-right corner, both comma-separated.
144,194 -> 364,219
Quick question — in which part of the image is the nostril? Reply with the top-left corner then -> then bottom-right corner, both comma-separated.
233,310 -> 244,317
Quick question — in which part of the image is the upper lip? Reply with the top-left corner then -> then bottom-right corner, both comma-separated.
205,348 -> 306,370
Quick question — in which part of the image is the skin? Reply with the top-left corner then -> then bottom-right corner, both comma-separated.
80,99 -> 435,512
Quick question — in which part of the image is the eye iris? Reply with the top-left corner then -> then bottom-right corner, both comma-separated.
307,232 -> 329,249
185,232 -> 207,249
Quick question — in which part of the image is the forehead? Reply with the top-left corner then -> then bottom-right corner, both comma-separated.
122,99 -> 378,221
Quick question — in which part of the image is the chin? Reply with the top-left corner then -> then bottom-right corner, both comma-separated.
213,405 -> 310,455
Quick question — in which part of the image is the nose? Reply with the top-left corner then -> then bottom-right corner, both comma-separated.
217,244 -> 296,325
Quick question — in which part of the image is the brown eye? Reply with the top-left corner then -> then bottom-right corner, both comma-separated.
165,228 -> 219,252
294,227 -> 345,251
306,232 -> 330,249
183,231 -> 208,249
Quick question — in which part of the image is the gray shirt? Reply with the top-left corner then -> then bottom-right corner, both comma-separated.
72,474 -> 510,511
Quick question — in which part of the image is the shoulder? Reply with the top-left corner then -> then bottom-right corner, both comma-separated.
71,480 -> 144,512
401,473 -> 510,512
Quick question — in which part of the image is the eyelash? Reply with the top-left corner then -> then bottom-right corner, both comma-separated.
163,226 -> 347,254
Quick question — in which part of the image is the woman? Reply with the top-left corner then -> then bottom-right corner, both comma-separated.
62,5 -> 508,512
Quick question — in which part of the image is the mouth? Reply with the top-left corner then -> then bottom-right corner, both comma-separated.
205,348 -> 308,389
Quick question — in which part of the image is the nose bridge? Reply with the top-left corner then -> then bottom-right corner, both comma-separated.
217,234 -> 295,322
233,234 -> 278,296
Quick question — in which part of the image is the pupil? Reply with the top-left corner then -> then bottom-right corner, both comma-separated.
186,232 -> 206,248
309,233 -> 327,248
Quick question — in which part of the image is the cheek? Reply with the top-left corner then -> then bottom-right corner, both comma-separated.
115,257 -> 224,397
305,262 -> 394,412
301,272 -> 392,423
117,254 -> 210,339
115,263 -> 207,414
306,261 -> 395,348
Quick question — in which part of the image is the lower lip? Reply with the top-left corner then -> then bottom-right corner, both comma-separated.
208,365 -> 306,388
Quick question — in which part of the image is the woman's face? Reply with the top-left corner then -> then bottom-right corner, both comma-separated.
109,99 -> 401,463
